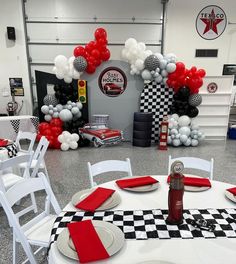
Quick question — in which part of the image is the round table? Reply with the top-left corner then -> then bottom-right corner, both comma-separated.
49,176 -> 236,264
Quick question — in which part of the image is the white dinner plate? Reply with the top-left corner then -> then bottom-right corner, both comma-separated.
224,190 -> 236,203
184,185 -> 211,192
72,188 -> 121,211
57,220 -> 125,261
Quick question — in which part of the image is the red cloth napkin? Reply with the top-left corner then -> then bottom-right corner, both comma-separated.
167,175 -> 211,187
75,187 -> 115,212
67,220 -> 109,263
0,139 -> 8,147
227,187 -> 236,195
116,176 -> 158,189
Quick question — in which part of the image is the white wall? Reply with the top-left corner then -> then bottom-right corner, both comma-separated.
0,0 -> 32,115
165,0 -> 236,76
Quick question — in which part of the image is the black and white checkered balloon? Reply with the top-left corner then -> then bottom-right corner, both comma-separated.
188,94 -> 202,107
43,94 -> 58,106
144,55 -> 160,71
73,56 -> 87,72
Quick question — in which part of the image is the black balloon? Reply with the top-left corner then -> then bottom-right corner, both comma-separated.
177,86 -> 190,101
187,106 -> 199,118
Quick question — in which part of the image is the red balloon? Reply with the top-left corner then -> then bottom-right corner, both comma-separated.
91,49 -> 100,60
94,59 -> 101,67
85,41 -> 97,54
197,69 -> 206,78
43,129 -> 52,136
38,122 -> 50,133
73,46 -> 86,57
97,38 -> 108,46
190,66 -> 197,74
51,126 -> 63,136
100,49 -> 110,61
94,28 -> 107,40
175,62 -> 185,74
50,118 -> 63,127
53,137 -> 61,149
36,133 -> 42,142
86,63 -> 96,74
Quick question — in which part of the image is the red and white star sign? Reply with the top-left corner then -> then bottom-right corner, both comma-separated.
196,5 -> 227,40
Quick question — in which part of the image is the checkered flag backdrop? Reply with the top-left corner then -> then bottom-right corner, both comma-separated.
140,81 -> 173,142
10,119 -> 20,134
30,117 -> 39,132
50,208 -> 236,247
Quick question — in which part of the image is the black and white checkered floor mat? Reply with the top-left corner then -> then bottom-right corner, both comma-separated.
50,208 -> 236,245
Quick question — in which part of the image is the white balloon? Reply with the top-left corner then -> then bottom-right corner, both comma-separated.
167,136 -> 172,144
71,133 -> 80,142
154,53 -> 164,61
191,124 -> 199,130
180,134 -> 188,143
69,141 -> 78,150
49,105 -> 53,110
68,56 -> 75,65
74,112 -> 82,119
73,69 -> 81,79
172,139 -> 181,147
48,109 -> 53,115
171,128 -> 178,135
191,139 -> 199,146
183,138 -> 192,146
52,66 -> 57,73
176,134 -> 180,139
41,105 -> 49,114
56,73 -> 64,79
165,53 -> 177,63
159,59 -> 168,69
154,75 -> 163,83
171,114 -> 179,121
61,143 -> 69,151
71,107 -> 79,115
54,55 -> 67,68
179,126 -> 191,137
44,114 -> 52,122
56,104 -> 63,112
171,134 -> 176,139
161,69 -> 168,77
141,69 -> 152,80
168,122 -> 174,129
137,42 -> 146,52
71,102 -> 76,107
125,38 -> 137,49
58,134 -> 65,143
66,104 -> 72,110
62,131 -> 71,137
65,134 -> 73,143
178,115 -> 191,127
143,50 -> 153,58
53,112 -> 59,118
166,63 -> 176,73
59,109 -> 73,122
76,102 -> 83,110
64,76 -> 72,83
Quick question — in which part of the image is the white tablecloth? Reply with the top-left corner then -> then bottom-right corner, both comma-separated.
0,115 -> 39,140
49,176 -> 236,264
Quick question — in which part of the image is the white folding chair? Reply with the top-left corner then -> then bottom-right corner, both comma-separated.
87,158 -> 133,187
0,154 -> 38,217
15,131 -> 36,154
168,155 -> 214,180
19,136 -> 50,181
0,172 -> 61,264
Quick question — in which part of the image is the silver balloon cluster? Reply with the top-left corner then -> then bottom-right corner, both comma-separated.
121,38 -> 177,84
167,114 -> 205,147
41,101 -> 83,122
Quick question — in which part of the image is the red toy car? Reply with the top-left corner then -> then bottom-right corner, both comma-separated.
79,123 -> 124,147
103,83 -> 124,96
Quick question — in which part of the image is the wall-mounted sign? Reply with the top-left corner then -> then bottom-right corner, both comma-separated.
207,82 -> 218,93
98,67 -> 127,97
9,78 -> 24,96
196,5 -> 227,40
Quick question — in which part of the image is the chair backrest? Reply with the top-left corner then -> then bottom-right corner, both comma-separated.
0,173 -> 61,264
0,154 -> 32,191
87,158 -> 133,187
15,131 -> 36,153
31,136 -> 49,178
168,155 -> 214,180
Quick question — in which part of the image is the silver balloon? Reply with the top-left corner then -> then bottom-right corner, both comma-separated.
73,56 -> 87,72
144,55 -> 160,71
189,94 -> 202,107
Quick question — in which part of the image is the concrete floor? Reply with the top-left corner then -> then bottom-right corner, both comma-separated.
1,140 -> 236,263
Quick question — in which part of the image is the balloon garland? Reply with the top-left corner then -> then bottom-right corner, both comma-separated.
52,28 -> 110,83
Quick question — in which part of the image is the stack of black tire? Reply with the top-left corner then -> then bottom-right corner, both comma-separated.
133,112 -> 153,147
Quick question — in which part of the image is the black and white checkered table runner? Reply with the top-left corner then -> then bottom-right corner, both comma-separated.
140,81 -> 173,142
50,208 -> 236,245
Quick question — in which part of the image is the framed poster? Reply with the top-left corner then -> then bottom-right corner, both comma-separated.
9,78 -> 24,96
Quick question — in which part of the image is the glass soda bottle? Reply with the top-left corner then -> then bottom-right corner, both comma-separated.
167,160 -> 184,225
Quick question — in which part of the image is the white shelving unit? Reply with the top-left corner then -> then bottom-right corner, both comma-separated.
194,76 -> 234,140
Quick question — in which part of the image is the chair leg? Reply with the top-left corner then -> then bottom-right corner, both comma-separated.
13,233 -> 19,264
43,166 -> 50,184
